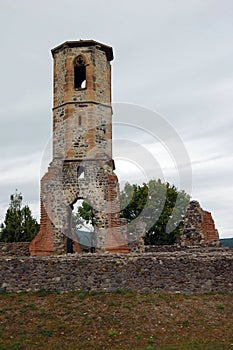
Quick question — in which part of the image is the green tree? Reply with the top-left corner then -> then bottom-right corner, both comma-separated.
75,201 -> 94,227
0,190 -> 39,242
73,179 -> 190,246
121,179 -> 190,245
21,205 -> 40,241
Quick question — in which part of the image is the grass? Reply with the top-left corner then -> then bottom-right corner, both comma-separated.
0,291 -> 233,349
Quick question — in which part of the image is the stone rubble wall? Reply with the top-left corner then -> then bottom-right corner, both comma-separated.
145,244 -> 225,253
0,242 -> 30,256
1,249 -> 233,294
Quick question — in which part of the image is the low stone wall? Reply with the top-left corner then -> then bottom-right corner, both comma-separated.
0,249 -> 233,294
0,242 -> 225,256
145,244 -> 225,253
145,245 -> 185,252
0,242 -> 30,256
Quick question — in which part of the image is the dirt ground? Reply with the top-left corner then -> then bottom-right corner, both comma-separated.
0,290 -> 233,350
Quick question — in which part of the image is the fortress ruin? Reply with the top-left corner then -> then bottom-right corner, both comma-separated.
0,40 -> 230,294
28,40 -> 219,257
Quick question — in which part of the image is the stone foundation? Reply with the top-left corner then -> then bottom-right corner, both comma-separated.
0,248 -> 233,294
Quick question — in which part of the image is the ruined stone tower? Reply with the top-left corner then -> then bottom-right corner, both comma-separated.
30,40 -> 129,255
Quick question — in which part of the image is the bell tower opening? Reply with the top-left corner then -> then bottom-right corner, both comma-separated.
74,55 -> 86,89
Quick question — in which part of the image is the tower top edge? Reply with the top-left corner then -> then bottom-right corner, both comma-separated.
51,40 -> 114,61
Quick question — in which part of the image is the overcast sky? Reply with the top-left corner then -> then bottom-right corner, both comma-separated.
0,0 -> 233,238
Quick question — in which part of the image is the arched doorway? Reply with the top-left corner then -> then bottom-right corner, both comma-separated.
68,198 -> 95,253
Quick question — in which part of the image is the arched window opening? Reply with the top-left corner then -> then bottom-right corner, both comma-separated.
74,56 -> 86,89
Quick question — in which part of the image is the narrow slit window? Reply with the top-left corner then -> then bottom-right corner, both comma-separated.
77,165 -> 84,179
79,115 -> 82,126
74,56 -> 86,89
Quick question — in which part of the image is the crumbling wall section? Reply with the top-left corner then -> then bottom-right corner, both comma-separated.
178,201 -> 220,246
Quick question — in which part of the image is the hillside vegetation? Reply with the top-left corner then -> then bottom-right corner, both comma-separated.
221,238 -> 233,248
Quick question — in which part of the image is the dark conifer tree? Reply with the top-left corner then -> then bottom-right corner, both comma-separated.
0,190 -> 39,242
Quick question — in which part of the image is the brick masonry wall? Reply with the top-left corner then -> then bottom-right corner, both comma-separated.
1,249 -> 233,294
202,211 -> 219,243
